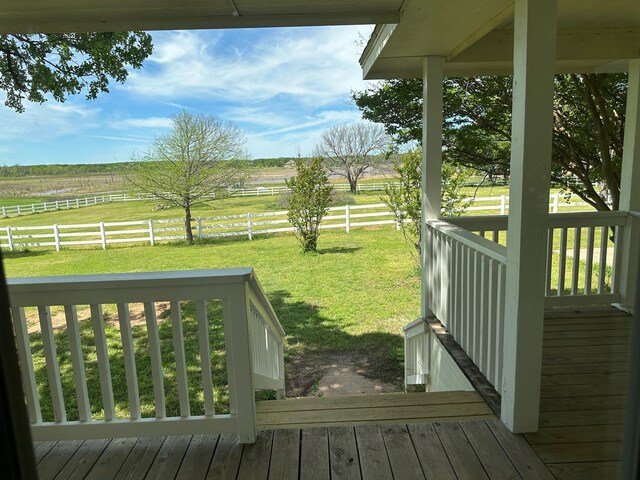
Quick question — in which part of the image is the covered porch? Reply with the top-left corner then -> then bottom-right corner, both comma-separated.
2,0 -> 640,479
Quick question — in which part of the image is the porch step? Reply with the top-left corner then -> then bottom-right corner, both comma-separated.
256,391 -> 493,430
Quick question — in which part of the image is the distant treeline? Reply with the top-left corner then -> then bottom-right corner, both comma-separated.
0,157 -> 300,178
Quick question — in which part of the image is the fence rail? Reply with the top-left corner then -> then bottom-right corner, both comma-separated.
1,185 -> 591,218
8,268 -> 284,443
1,194 -> 595,252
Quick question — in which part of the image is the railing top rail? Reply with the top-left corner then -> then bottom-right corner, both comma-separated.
8,268 -> 254,306
427,219 -> 507,263
247,275 -> 286,337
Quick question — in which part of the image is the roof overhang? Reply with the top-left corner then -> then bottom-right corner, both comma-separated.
361,0 -> 640,78
0,0 -> 403,34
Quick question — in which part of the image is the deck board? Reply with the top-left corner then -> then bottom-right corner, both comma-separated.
531,309 -> 632,479
300,427 -> 330,480
380,424 -> 426,479
354,425 -> 393,480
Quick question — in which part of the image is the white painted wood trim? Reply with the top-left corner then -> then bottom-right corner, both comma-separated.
170,301 -> 191,418
64,305 -> 91,422
501,0 -> 557,433
421,55 -> 444,320
30,415 -> 238,441
618,59 -> 640,311
89,304 -> 115,421
38,306 -> 66,423
144,302 -> 166,419
11,307 -> 41,423
195,300 -> 215,417
117,303 -> 141,420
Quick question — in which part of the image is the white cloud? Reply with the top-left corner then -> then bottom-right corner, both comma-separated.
112,117 -> 173,129
125,26 -> 370,107
0,101 -> 100,143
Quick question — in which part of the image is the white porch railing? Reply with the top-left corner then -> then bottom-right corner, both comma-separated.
7,268 -> 284,444
448,211 -> 628,306
403,318 -> 430,387
416,210 -> 631,393
425,219 -> 507,392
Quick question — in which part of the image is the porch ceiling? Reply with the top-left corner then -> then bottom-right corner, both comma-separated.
0,0 -> 403,34
361,0 -> 640,78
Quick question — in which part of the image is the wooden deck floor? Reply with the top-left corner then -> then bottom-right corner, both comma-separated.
525,308 -> 632,480
33,417 -> 554,479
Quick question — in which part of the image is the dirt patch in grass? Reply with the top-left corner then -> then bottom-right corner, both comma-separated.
25,301 -> 170,333
285,349 -> 403,398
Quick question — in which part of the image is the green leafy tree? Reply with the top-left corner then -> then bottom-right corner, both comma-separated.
315,123 -> 389,193
385,149 -> 473,263
353,73 -> 627,211
286,158 -> 333,253
1,32 -> 153,112
130,111 -> 250,244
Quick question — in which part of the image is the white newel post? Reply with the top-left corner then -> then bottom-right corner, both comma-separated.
618,60 -> 640,311
421,56 -> 444,320
501,0 -> 557,433
224,282 -> 257,443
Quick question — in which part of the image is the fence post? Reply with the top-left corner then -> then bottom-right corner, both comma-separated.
99,222 -> 107,250
32,204 -> 35,213
17,205 -> 21,215
53,225 -> 61,252
44,203 -> 48,212
66,199 -> 70,209
500,195 -> 507,215
2,206 -> 6,217
148,220 -> 155,246
197,217 -> 203,240
6,227 -> 13,251
75,199 -> 79,208
345,205 -> 350,233
247,213 -> 253,240
552,192 -> 559,213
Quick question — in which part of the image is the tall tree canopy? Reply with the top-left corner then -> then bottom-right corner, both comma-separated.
1,32 -> 153,112
315,123 -> 389,193
353,74 -> 627,211
130,111 -> 250,244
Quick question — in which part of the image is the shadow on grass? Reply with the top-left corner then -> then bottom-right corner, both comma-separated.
2,249 -> 48,259
318,246 -> 362,255
29,289 -> 403,422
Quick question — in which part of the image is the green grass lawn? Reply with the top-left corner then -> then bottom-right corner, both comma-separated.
5,227 -> 420,421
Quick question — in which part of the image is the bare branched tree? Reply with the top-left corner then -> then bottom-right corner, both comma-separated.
130,111 -> 250,244
315,123 -> 389,193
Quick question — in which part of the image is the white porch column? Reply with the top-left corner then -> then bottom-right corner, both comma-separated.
501,0 -> 557,433
421,56 -> 444,319
618,60 -> 640,311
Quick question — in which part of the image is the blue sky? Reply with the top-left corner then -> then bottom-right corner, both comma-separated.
0,25 -> 376,165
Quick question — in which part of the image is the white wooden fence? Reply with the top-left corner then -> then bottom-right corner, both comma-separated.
8,268 -> 284,443
0,193 -> 594,252
0,204 -> 399,251
1,187 -> 589,218
0,182 -> 397,218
